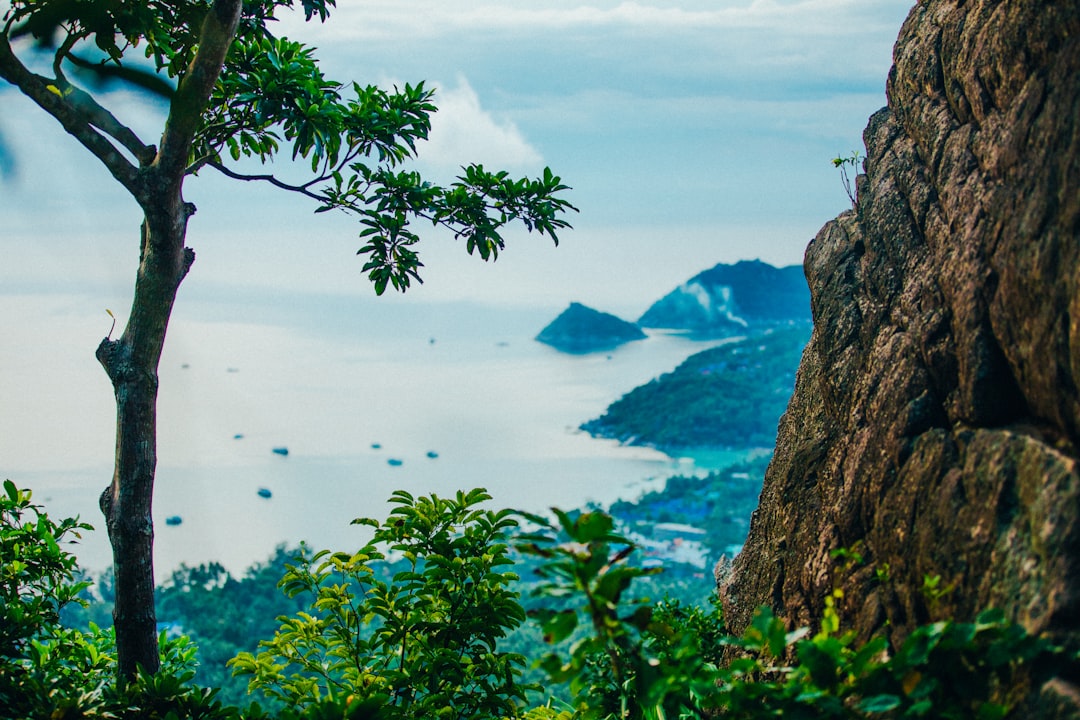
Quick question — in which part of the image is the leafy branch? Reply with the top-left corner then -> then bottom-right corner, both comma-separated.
519,507 -> 1063,720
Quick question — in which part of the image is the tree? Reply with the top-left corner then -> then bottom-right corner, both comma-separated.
0,0 -> 575,680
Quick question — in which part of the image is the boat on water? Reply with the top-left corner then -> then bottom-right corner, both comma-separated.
387,458 -> 403,467
272,447 -> 289,456
165,516 -> 182,526
257,487 -> 272,499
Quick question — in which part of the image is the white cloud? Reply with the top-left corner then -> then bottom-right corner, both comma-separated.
410,76 -> 545,175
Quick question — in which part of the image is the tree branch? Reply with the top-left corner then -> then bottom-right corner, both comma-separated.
205,160 -> 329,201
65,84 -> 157,166
157,0 -> 243,179
10,24 -> 155,167
52,31 -> 80,81
0,33 -> 141,194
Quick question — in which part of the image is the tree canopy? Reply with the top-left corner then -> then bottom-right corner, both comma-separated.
0,0 -> 575,292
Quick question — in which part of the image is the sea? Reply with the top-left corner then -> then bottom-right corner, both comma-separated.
1,288 -> 757,583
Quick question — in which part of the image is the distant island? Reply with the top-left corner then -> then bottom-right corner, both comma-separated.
535,302 -> 646,354
581,324 -> 810,451
638,259 -> 810,335
536,260 -> 810,356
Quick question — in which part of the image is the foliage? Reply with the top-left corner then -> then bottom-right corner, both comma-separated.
0,480 -> 91,662
520,517 -> 1063,720
582,326 -> 810,451
1,0 -> 577,295
65,549 -> 333,708
230,488 -> 531,720
2,481 -> 1064,719
74,540 -> 713,707
0,480 -> 241,718
717,598 -> 1060,719
2,0 -> 576,679
1,478 -> 92,716
156,549 -> 314,706
833,150 -> 863,208
517,508 -> 701,719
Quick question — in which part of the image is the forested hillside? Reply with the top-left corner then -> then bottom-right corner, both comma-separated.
582,325 -> 810,450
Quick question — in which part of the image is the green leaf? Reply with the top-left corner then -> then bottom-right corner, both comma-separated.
977,702 -> 1009,720
573,511 -> 615,542
533,608 -> 578,644
797,640 -> 840,688
858,694 -> 901,713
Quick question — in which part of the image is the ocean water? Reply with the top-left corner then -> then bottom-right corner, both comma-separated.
1,289 -> 756,582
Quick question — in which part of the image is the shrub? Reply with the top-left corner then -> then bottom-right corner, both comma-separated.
0,480 -> 241,719
230,488 -> 531,720
519,510 -> 1063,720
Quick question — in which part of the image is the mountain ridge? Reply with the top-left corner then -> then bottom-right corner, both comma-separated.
638,259 -> 810,334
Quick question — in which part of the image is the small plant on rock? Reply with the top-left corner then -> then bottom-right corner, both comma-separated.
833,150 -> 864,208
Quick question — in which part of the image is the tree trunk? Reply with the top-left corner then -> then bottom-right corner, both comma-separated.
96,195 -> 195,679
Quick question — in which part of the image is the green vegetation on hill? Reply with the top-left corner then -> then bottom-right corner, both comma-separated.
609,454 -> 771,565
133,461 -> 768,704
158,551 -> 312,706
64,529 -> 716,707
582,325 -> 811,450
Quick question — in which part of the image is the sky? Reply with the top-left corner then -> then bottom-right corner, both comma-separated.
0,0 -> 915,318
1,0 -> 917,573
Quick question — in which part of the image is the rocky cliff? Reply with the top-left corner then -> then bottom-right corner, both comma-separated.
719,0 -> 1080,713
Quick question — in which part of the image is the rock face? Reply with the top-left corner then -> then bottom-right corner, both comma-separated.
536,302 -> 646,354
638,260 -> 809,334
720,0 -> 1080,713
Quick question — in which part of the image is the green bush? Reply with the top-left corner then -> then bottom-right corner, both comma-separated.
1,478 -> 98,716
517,509 -> 1063,720
230,489 -> 531,720
0,480 -> 242,719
